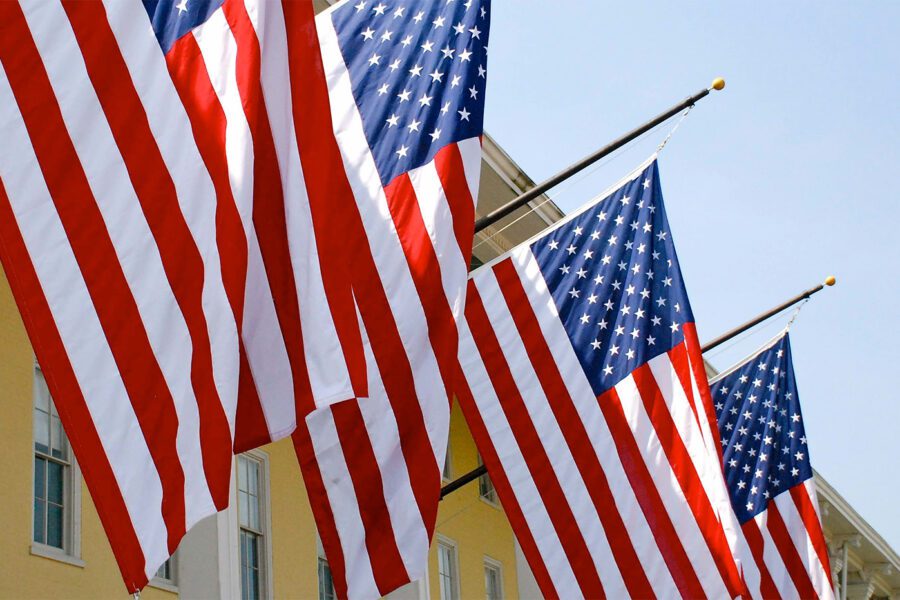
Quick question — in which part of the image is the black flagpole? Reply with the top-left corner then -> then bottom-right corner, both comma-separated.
473,78 -> 726,235
440,276 -> 836,499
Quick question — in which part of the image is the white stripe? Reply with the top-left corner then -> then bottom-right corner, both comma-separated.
458,321 -> 576,600
472,270 -> 628,597
615,374 -> 731,598
804,480 -> 836,599
248,0 -> 355,407
356,322 -> 429,579
241,243 -> 297,439
193,9 -> 298,437
773,491 -> 832,598
101,0 -> 240,428
192,11 -> 254,222
753,511 -> 801,599
457,136 -> 482,207
316,13 -> 451,460
22,0 -> 215,533
304,410 -> 381,600
0,61 -> 168,578
504,248 -> 681,596
408,160 -> 469,318
647,352 -> 762,595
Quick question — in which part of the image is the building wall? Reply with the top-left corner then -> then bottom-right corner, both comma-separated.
0,270 -> 177,600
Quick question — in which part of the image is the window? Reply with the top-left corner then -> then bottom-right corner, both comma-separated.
238,454 -> 268,600
437,539 -> 460,600
318,557 -> 336,600
484,559 -> 503,600
442,436 -> 452,481
477,454 -> 497,504
155,558 -> 174,581
32,366 -> 80,561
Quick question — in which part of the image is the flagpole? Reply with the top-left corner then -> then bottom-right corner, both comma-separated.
440,276 -> 837,499
700,275 -> 836,353
473,78 -> 726,234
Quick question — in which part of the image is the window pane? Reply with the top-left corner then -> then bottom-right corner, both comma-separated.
438,543 -> 458,600
47,503 -> 64,548
247,460 -> 259,496
34,456 -> 46,500
48,461 -> 64,504
318,557 -> 336,600
238,490 -> 250,528
238,456 -> 248,492
34,407 -> 50,454
442,438 -> 451,480
33,498 -> 46,544
249,493 -> 260,531
34,373 -> 50,411
51,413 -> 67,460
485,564 -> 502,600
240,530 -> 260,600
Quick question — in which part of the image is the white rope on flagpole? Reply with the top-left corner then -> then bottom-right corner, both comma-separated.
472,106 -> 696,253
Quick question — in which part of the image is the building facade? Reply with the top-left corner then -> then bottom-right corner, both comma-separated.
1,126 -> 898,598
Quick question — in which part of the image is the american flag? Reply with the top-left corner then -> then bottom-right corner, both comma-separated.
293,1 -> 489,599
710,332 -> 834,599
456,159 -> 760,598
0,0 -> 487,594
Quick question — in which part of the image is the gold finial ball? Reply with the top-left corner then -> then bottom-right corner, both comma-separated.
825,275 -> 837,286
711,77 -> 726,91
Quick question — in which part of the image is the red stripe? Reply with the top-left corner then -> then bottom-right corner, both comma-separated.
282,0 -> 367,400
492,260 -> 654,598
766,504 -> 819,599
0,181 -> 148,592
291,425 -> 349,600
742,519 -> 783,599
433,144 -> 476,262
791,485 -> 832,585
453,369 -> 559,599
233,347 -> 271,452
383,173 -> 458,397
62,0 -> 233,510
597,387 -> 707,599
667,342 -> 706,436
0,3 -> 186,553
331,402 -> 411,596
162,34 -> 268,451
631,363 -> 746,597
465,281 -> 606,600
683,323 -> 725,465
221,0 -> 315,417
284,0 -> 441,563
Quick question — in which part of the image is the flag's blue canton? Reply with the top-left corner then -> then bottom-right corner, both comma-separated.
709,333 -> 813,524
531,161 -> 693,397
332,0 -> 490,185
143,0 -> 224,54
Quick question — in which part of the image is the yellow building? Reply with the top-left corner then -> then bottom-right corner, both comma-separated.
0,132 -> 564,599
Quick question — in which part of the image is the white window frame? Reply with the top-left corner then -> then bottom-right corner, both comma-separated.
476,453 -> 498,507
484,556 -> 504,600
148,552 -> 179,593
436,535 -> 461,600
30,362 -> 83,567
236,450 -> 273,600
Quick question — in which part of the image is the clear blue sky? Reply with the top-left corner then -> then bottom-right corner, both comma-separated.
484,2 -> 900,547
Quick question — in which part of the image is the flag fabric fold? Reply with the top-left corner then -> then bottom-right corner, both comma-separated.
0,0 -> 488,592
710,332 -> 834,599
456,158 -> 759,599
292,1 -> 490,598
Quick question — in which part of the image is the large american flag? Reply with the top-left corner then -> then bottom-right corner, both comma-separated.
292,1 -> 489,599
0,0 -> 487,593
456,159 -> 760,598
711,332 -> 834,599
